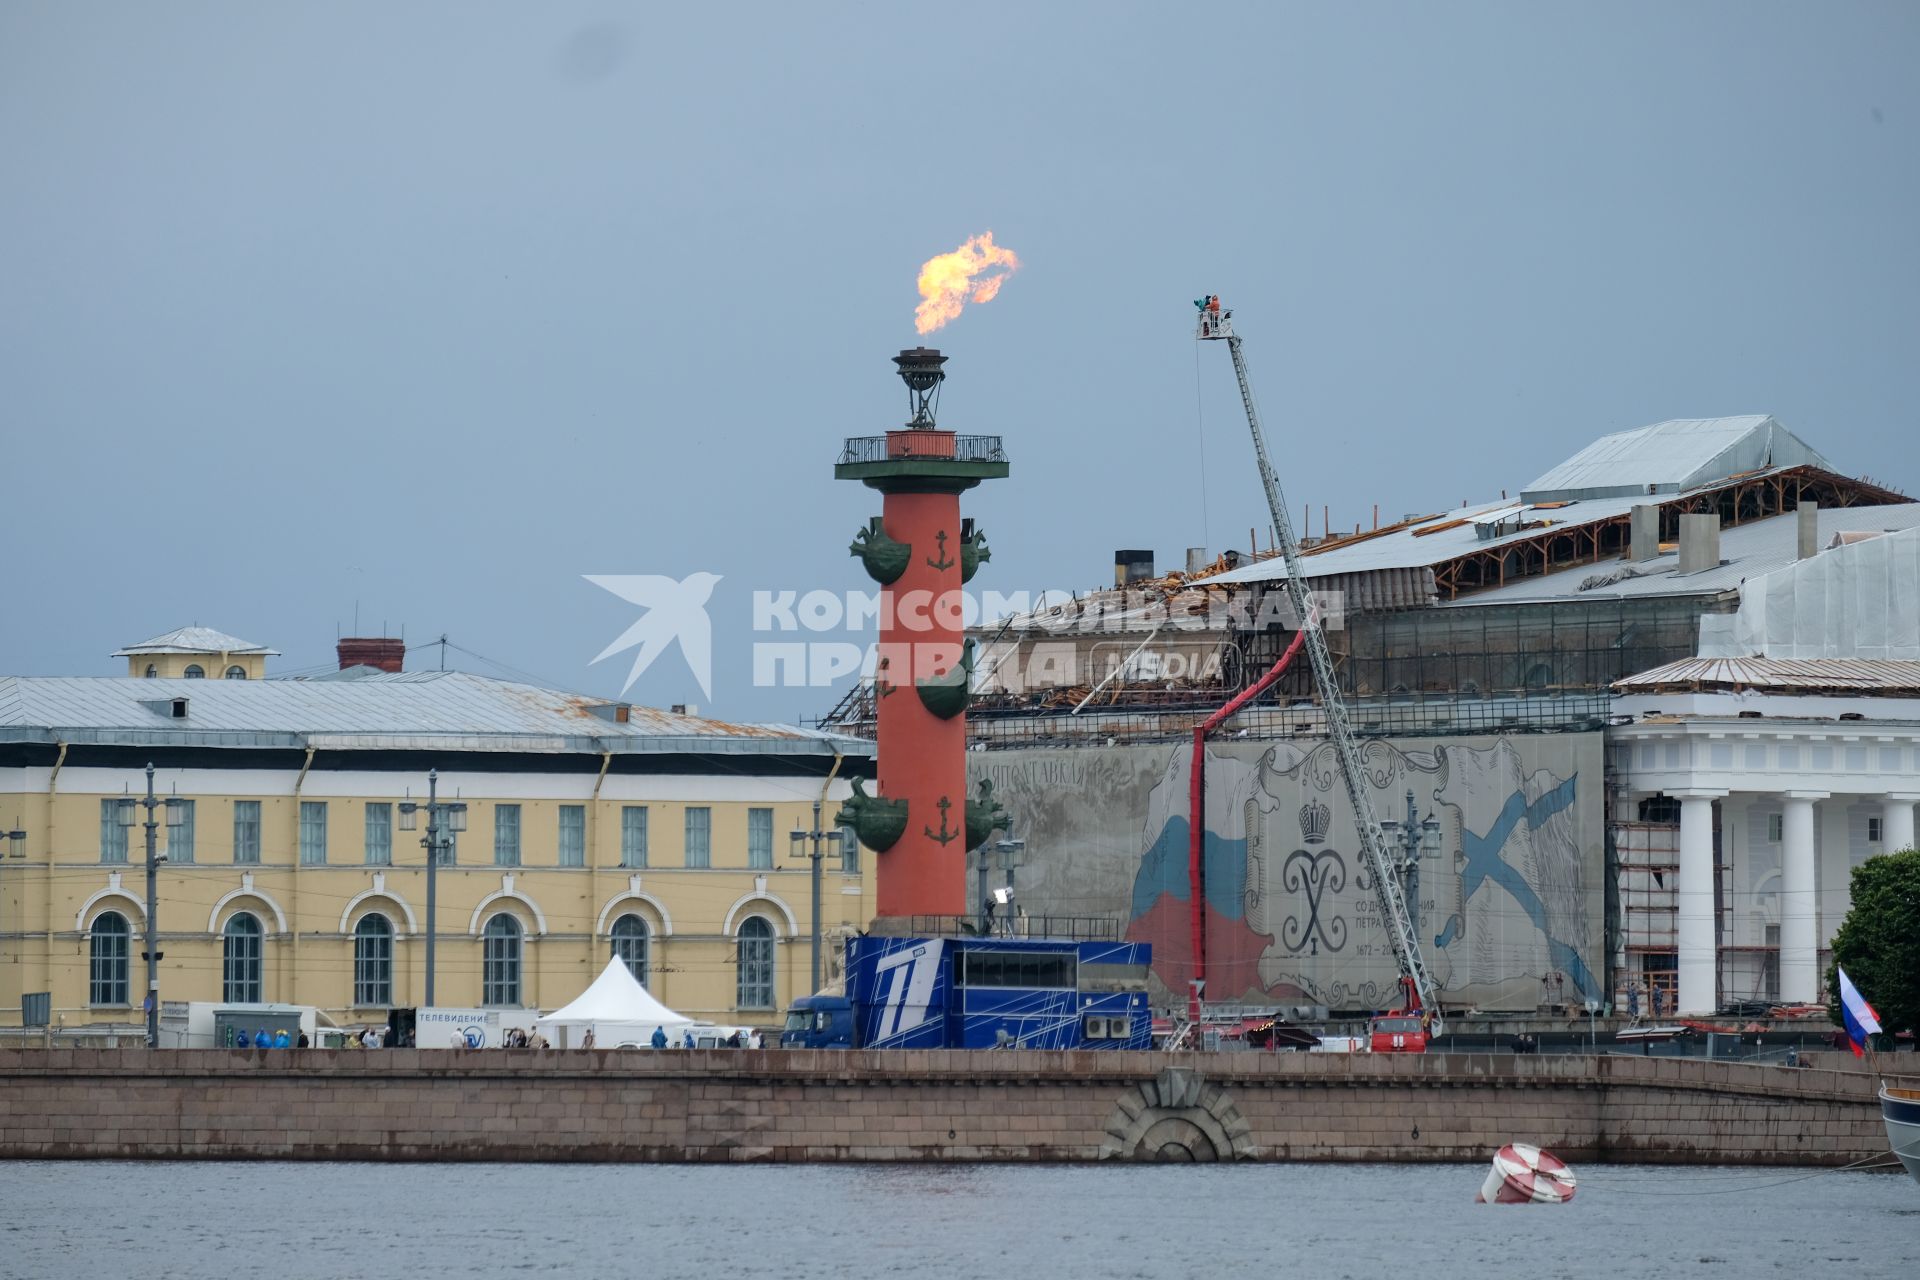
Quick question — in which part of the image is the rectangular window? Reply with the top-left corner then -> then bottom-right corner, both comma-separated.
620,806 -> 649,869
482,922 -> 521,1007
494,804 -> 522,867
1763,924 -> 1781,1004
558,804 -> 586,867
840,824 -> 861,875
169,799 -> 196,864
299,801 -> 328,865
100,799 -> 128,864
736,921 -> 774,1009
364,803 -> 392,866
223,920 -> 263,1004
354,919 -> 393,1007
1767,813 -> 1784,843
90,919 -> 129,1006
685,807 -> 711,869
958,949 -> 1077,990
747,807 -> 774,870
234,801 -> 261,865
1868,817 -> 1883,845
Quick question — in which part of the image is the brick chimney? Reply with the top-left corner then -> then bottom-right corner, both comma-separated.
337,637 -> 406,673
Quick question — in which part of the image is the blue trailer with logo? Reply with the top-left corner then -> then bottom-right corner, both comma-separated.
781,935 -> 1152,1050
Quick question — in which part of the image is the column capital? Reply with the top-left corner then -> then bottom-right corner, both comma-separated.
1884,792 -> 1920,804
1782,790 -> 1830,802
1668,789 -> 1727,801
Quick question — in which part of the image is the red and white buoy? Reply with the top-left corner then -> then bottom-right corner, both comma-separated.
1475,1143 -> 1577,1204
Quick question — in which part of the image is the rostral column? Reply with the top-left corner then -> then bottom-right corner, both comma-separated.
835,348 -> 1009,920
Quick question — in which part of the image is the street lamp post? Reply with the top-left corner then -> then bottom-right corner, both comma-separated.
789,802 -> 844,994
1379,789 -> 1442,938
115,763 -> 182,1048
398,770 -> 467,1008
986,836 -> 1026,936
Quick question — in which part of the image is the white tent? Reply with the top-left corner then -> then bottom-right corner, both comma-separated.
535,956 -> 694,1049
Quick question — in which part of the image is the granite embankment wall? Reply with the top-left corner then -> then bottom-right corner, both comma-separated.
0,1048 -> 1905,1164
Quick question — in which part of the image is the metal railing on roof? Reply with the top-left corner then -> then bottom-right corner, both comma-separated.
837,434 -> 1007,465
883,914 -> 1120,942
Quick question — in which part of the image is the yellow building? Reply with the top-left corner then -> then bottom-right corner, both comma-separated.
0,641 -> 875,1034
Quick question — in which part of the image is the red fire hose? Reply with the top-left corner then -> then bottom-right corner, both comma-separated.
1188,628 -> 1307,1021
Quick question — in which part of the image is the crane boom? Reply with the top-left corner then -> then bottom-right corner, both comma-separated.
1195,295 -> 1444,1033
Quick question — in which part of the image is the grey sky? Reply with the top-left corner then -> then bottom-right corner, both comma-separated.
3,2 -> 1915,723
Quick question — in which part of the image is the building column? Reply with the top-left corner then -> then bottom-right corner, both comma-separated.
1675,791 -> 1724,1017
1780,791 -> 1826,1005
1884,794 -> 1919,857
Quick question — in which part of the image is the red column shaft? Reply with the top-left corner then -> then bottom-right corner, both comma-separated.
875,489 -> 968,918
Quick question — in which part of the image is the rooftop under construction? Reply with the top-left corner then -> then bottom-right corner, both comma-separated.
816,411 -> 1910,747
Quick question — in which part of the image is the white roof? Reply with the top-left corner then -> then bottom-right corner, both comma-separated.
1520,416 -> 1831,502
0,669 -> 874,758
1614,655 -> 1920,697
536,956 -> 692,1030
113,626 -> 279,657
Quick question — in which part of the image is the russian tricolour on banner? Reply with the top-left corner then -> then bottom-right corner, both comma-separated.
1837,966 -> 1882,1057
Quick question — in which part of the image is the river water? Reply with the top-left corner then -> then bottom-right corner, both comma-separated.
1,1160 -> 1913,1279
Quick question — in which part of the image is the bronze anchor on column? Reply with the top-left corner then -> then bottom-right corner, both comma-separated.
923,795 -> 960,846
925,529 -> 955,572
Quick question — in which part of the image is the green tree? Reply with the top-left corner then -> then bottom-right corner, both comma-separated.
1826,846 -> 1920,1042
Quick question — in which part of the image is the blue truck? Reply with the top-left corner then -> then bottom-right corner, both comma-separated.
780,934 -> 1152,1050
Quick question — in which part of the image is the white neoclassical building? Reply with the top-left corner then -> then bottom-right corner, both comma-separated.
1609,523 -> 1920,1016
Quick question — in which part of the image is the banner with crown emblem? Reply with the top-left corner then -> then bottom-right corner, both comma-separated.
973,731 -> 1604,1014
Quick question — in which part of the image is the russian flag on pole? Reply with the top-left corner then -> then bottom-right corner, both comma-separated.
1837,966 -> 1882,1057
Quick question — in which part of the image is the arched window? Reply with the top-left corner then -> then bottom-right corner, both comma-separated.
482,914 -> 523,1007
736,916 -> 774,1009
610,913 -> 650,986
89,911 -> 131,1006
354,914 -> 394,1007
183,664 -> 205,679
224,665 -> 247,680
223,912 -> 263,1003
144,664 -> 157,678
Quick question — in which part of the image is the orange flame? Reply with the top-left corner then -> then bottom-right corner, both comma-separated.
914,232 -> 1021,334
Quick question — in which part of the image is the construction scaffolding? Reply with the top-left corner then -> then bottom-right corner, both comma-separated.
1613,820 -> 1679,1014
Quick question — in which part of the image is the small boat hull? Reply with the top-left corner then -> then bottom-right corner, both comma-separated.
1883,1087 -> 1920,1187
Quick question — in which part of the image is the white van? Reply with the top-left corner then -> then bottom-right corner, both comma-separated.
1308,1035 -> 1368,1053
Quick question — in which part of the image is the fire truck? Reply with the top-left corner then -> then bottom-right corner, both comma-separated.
1367,977 -> 1433,1053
